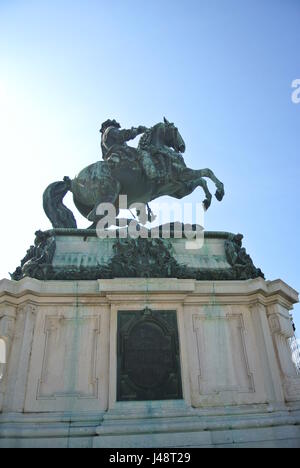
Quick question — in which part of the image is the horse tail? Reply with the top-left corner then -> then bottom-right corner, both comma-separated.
43,176 -> 77,228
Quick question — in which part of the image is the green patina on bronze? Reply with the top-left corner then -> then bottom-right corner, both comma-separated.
10,118 -> 264,282
42,118 -> 224,229
10,230 -> 264,281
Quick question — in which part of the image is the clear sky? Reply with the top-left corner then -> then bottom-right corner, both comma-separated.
0,0 -> 299,331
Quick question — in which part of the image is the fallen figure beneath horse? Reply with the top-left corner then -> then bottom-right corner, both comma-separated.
43,117 -> 225,229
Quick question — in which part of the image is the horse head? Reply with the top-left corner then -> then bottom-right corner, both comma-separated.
162,117 -> 186,153
138,118 -> 186,154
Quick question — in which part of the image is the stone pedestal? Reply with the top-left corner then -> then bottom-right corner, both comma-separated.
0,230 -> 299,447
0,273 -> 299,447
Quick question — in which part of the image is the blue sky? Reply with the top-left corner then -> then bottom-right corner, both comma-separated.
0,0 -> 299,330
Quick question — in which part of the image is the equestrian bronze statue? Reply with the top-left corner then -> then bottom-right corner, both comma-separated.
43,118 -> 225,229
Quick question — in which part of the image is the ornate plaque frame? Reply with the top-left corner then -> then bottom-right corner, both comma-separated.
117,308 -> 183,401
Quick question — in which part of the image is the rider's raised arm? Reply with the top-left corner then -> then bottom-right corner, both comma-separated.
114,126 -> 145,144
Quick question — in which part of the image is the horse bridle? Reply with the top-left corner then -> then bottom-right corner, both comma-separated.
165,123 -> 179,152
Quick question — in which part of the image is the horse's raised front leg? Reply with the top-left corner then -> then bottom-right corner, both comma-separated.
191,178 -> 212,210
180,167 -> 224,202
173,176 -> 212,210
197,168 -> 225,201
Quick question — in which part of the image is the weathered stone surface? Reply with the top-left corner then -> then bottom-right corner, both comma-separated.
0,276 -> 299,447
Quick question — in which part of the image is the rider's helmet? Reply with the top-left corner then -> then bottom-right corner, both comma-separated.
100,119 -> 121,134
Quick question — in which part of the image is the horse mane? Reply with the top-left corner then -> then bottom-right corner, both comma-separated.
138,123 -> 161,150
138,127 -> 152,150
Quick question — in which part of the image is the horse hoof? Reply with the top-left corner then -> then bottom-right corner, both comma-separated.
203,199 -> 210,211
215,190 -> 224,201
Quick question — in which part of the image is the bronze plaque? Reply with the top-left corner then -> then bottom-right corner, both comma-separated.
117,308 -> 183,401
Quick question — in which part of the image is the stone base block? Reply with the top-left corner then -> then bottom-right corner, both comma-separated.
0,404 -> 299,448
0,274 -> 299,448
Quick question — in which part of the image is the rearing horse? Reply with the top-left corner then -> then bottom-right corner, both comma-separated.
43,119 -> 225,229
